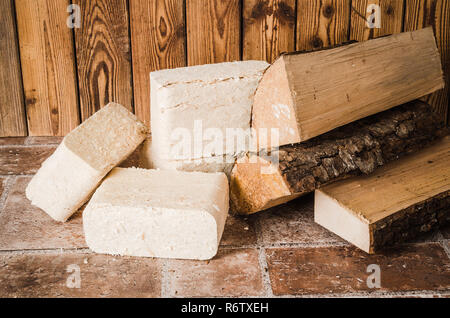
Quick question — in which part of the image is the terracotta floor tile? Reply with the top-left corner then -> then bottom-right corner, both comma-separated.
266,243 -> 450,296
0,137 -> 27,146
0,253 -> 161,297
26,137 -> 64,145
258,194 -> 345,245
166,248 -> 264,297
220,214 -> 258,247
0,146 -> 56,175
0,177 -> 87,250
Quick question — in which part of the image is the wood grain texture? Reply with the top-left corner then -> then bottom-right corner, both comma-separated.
316,136 -> 450,253
186,0 -> 241,66
15,0 -> 79,136
74,0 -> 133,121
231,100 -> 446,214
350,0 -> 405,41
252,28 -> 445,146
404,0 -> 450,124
243,0 -> 296,63
130,0 -> 186,126
0,0 -> 27,136
296,0 -> 350,51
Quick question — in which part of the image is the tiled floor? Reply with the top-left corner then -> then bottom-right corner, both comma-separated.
0,137 -> 449,298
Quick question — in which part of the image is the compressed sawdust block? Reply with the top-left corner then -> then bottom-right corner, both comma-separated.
315,136 -> 450,254
139,138 -> 235,177
150,60 -> 269,160
83,168 -> 229,260
252,28 -> 444,148
26,103 -> 147,222
230,100 -> 447,214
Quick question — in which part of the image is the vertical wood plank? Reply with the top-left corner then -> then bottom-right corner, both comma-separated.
186,0 -> 241,66
15,0 -> 80,136
350,0 -> 404,41
296,0 -> 351,51
0,0 -> 27,136
74,0 -> 133,121
243,0 -> 296,63
130,0 -> 186,126
404,0 -> 450,123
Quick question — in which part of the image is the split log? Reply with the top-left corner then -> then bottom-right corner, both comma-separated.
230,100 -> 447,214
315,136 -> 450,254
252,27 -> 444,147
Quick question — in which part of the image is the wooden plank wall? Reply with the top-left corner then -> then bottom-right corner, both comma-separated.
1,0 -> 449,136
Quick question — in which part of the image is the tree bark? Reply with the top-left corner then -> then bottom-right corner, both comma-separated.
371,190 -> 449,252
231,100 -> 448,214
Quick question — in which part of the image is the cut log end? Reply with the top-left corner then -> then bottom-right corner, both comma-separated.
230,155 -> 300,214
231,100 -> 447,215
251,57 -> 299,148
251,28 -> 444,149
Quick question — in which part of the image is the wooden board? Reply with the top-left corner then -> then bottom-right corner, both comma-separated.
15,0 -> 79,136
350,0 -> 404,41
251,28 -> 444,147
230,100 -> 446,215
0,0 -> 27,136
296,0 -> 350,51
186,0 -> 241,66
130,0 -> 186,126
315,136 -> 450,253
74,0 -> 133,121
404,0 -> 450,124
243,0 -> 296,63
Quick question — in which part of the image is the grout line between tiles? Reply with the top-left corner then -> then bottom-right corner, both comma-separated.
161,289 -> 449,299
254,215 -> 273,297
257,247 -> 273,297
0,247 -> 92,256
0,174 -> 34,178
269,289 -> 450,298
0,176 -> 15,215
0,143 -> 57,149
160,258 -> 170,298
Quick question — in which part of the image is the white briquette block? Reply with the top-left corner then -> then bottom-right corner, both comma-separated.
150,60 -> 269,160
26,103 -> 148,222
139,138 -> 235,177
83,168 -> 229,260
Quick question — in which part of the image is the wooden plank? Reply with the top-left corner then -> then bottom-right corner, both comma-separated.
73,0 -> 133,121
243,0 -> 296,63
296,0 -> 350,51
315,136 -> 450,253
15,0 -> 79,136
350,0 -> 404,41
186,0 -> 241,66
0,0 -> 27,136
252,28 -> 444,146
130,0 -> 186,126
404,0 -> 450,123
231,100 -> 446,215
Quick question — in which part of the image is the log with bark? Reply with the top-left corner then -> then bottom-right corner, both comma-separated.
230,100 -> 447,214
315,136 -> 450,254
251,27 -> 444,148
